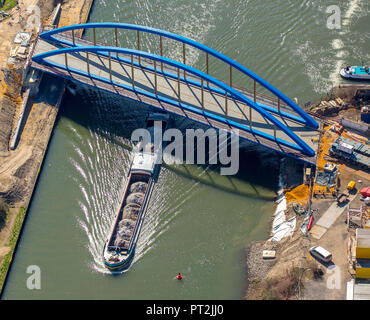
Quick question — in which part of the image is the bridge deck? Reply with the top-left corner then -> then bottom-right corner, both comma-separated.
30,36 -> 320,164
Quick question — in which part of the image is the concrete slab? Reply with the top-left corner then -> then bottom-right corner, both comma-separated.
353,281 -> 370,300
346,280 -> 354,300
310,225 -> 327,240
316,203 -> 346,229
315,195 -> 356,229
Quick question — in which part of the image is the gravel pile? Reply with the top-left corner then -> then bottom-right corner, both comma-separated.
114,181 -> 148,248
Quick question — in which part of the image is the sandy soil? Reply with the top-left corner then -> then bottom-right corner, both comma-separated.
245,201 -> 352,300
0,0 -> 94,72
245,213 -> 312,300
58,0 -> 93,31
0,0 -> 40,72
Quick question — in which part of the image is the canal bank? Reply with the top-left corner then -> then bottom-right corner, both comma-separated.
0,0 -> 94,294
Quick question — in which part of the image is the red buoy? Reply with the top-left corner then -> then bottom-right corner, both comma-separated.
307,216 -> 314,231
176,272 -> 182,280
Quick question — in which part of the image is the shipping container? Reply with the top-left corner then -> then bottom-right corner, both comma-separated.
356,259 -> 370,279
356,229 -> 370,259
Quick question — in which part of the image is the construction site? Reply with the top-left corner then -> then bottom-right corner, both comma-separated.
246,84 -> 370,300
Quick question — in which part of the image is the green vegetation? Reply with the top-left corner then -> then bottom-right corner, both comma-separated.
0,0 -> 17,11
0,206 -> 26,292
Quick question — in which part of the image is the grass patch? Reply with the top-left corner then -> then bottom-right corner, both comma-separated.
0,0 -> 17,11
0,206 -> 26,292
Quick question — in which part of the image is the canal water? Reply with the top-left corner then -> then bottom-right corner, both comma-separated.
3,0 -> 369,299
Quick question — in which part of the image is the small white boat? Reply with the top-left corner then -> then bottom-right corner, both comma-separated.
340,65 -> 370,80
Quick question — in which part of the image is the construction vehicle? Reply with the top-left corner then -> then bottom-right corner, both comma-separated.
330,124 -> 344,134
324,163 -> 336,173
329,138 -> 370,170
337,192 -> 349,205
348,181 -> 356,191
335,136 -> 370,157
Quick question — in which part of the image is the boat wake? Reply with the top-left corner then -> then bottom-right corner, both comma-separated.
70,128 -> 131,274
65,88 -> 210,274
70,133 -> 232,274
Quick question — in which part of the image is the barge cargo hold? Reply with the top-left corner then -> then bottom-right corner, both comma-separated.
103,112 -> 170,270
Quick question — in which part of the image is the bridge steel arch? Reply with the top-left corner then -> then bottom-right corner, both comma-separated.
39,23 -> 319,129
32,46 -> 315,157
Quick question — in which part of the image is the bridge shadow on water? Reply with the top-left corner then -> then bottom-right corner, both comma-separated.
56,79 -> 281,201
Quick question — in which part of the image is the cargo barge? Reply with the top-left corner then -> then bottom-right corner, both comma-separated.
103,112 -> 170,270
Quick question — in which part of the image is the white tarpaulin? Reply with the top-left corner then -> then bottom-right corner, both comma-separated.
269,195 -> 296,242
13,32 -> 31,44
270,217 -> 296,242
272,210 -> 286,229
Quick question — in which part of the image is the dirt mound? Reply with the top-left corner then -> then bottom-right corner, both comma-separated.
122,203 -> 141,220
116,227 -> 132,240
285,184 -> 309,205
37,0 -> 60,24
126,192 -> 144,207
130,181 -> 148,194
114,236 -> 129,248
118,218 -> 136,231
0,178 -> 27,205
2,61 -> 23,99
0,96 -> 17,152
13,158 -> 34,179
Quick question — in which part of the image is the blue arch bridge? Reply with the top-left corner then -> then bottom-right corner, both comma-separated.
29,23 -> 321,165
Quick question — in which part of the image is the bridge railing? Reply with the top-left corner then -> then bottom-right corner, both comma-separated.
32,45 -> 315,156
39,23 -> 318,130
42,28 -> 307,126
